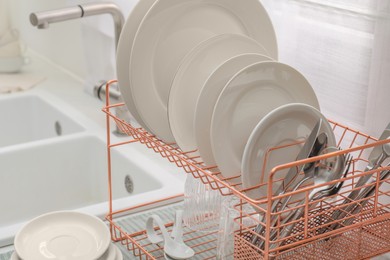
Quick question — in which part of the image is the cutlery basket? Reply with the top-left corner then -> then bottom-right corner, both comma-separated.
102,81 -> 390,259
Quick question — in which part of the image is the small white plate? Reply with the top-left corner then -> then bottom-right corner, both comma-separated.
169,34 -> 269,152
129,0 -> 277,142
210,61 -> 320,179
103,243 -> 117,260
12,244 -> 121,260
113,244 -> 123,260
10,252 -> 19,260
116,0 -> 156,132
241,103 -> 337,202
14,211 -> 110,260
194,53 -> 272,166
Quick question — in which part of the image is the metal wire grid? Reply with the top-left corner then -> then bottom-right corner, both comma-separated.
102,81 -> 390,259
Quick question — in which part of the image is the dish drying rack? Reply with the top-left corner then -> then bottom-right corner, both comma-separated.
102,81 -> 390,259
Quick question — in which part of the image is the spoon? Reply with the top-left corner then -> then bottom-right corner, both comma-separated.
267,148 -> 347,249
146,212 -> 194,260
275,144 -> 338,213
250,124 -> 325,246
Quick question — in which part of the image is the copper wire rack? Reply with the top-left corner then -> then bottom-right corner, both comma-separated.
102,81 -> 390,259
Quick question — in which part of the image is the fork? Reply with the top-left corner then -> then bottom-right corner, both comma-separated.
265,154 -> 352,250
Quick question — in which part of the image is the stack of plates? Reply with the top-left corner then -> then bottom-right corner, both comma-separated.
117,0 -> 336,200
12,211 -> 123,260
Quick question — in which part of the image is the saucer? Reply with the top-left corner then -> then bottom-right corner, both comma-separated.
14,211 -> 110,260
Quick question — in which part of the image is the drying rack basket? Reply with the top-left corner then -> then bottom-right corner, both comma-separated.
102,81 -> 390,259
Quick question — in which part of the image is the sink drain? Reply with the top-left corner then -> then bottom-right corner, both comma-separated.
125,175 -> 134,194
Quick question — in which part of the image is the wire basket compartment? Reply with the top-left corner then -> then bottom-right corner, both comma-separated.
102,81 -> 390,259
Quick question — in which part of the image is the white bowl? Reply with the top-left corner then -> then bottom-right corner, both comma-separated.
14,211 -> 110,260
0,41 -> 23,57
0,56 -> 27,73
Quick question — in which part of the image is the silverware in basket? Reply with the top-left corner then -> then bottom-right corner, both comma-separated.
268,152 -> 352,249
249,119 -> 322,246
340,165 -> 390,227
325,123 -> 390,232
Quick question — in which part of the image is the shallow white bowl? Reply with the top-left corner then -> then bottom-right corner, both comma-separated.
14,211 -> 110,260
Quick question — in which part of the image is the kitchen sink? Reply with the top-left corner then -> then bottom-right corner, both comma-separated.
0,64 -> 184,247
0,135 -> 167,246
0,94 -> 84,147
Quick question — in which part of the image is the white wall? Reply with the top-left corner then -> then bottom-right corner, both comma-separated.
7,0 -> 87,80
6,0 -> 138,93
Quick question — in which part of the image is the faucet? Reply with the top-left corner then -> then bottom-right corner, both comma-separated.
30,2 -> 124,50
30,3 -> 132,135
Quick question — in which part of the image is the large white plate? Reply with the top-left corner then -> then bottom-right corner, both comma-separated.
116,0 -> 156,132
210,61 -> 320,178
169,34 -> 269,152
130,0 -> 278,142
241,103 -> 337,201
194,53 -> 272,166
14,211 -> 110,260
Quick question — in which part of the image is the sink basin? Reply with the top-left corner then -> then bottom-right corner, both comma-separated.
0,53 -> 185,249
0,94 -> 84,147
0,135 -> 168,246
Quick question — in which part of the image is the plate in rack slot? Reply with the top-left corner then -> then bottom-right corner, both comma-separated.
210,61 -> 320,179
169,34 -> 270,153
194,53 -> 273,166
116,0 -> 157,132
128,0 -> 278,142
241,103 -> 336,202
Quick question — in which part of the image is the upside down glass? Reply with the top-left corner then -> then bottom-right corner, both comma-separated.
182,174 -> 224,232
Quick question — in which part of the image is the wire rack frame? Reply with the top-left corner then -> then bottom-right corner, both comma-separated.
102,81 -> 390,259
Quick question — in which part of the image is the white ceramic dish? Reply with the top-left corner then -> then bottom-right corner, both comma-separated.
14,211 -> 110,260
129,0 -> 278,142
11,239 -> 123,260
105,243 -> 117,260
241,103 -> 337,201
194,53 -> 272,166
0,56 -> 27,73
0,40 -> 22,57
10,252 -> 19,260
116,0 -> 156,132
113,244 -> 123,260
168,34 -> 269,152
210,61 -> 320,179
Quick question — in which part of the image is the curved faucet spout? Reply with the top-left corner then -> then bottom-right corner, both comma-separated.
30,2 -> 124,49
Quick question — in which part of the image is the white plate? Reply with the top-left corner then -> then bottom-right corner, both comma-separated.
169,34 -> 269,152
14,211 -> 110,260
210,61 -> 320,178
103,243 -> 117,260
241,103 -> 337,201
194,53 -> 272,166
113,243 -> 123,260
116,0 -> 156,132
10,252 -> 19,260
12,244 -> 121,260
129,0 -> 278,142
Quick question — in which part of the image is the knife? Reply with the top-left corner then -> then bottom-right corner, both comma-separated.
250,119 -> 322,246
341,165 -> 390,227
325,122 -> 390,232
